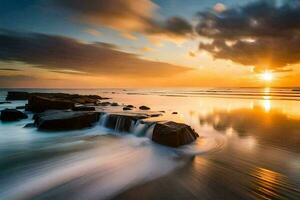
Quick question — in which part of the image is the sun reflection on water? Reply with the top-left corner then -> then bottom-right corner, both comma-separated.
250,167 -> 291,200
263,100 -> 271,112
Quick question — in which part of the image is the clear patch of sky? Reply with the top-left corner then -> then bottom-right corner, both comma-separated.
154,0 -> 253,19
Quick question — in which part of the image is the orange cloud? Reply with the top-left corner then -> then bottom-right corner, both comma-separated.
53,0 -> 193,41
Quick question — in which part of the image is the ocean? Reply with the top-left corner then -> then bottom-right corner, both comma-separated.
0,88 -> 299,200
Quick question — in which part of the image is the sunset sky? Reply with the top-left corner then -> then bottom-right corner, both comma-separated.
1,0 -> 300,88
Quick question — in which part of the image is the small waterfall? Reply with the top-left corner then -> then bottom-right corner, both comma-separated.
99,113 -> 109,126
145,123 -> 155,139
130,120 -> 155,137
98,113 -> 156,137
114,116 -> 131,132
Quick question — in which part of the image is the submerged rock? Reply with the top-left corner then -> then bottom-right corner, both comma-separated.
172,112 -> 178,114
123,107 -> 132,111
16,106 -> 26,109
72,106 -> 95,111
111,102 -> 119,106
6,91 -> 29,100
0,109 -> 28,121
27,95 -> 75,112
34,111 -> 100,131
24,123 -> 35,128
139,106 -> 150,110
0,101 -> 11,104
152,121 -> 199,147
98,102 -> 111,106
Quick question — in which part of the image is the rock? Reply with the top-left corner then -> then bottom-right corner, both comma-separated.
6,91 -> 29,100
27,95 -> 75,112
98,102 -> 111,106
34,111 -> 100,131
152,121 -> 199,147
24,123 -> 35,128
139,106 -> 150,110
16,106 -> 26,109
0,109 -> 28,121
0,101 -> 11,104
126,105 -> 135,108
150,114 -> 161,117
72,106 -> 95,111
6,92 -> 109,104
111,102 -> 119,106
172,112 -> 178,114
123,107 -> 132,111
159,111 -> 165,113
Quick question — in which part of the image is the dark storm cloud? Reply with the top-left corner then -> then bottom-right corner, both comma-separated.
52,0 -> 193,38
196,0 -> 300,71
0,29 -> 191,76
146,16 -> 193,36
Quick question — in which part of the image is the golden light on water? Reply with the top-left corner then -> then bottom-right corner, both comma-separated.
263,100 -> 271,112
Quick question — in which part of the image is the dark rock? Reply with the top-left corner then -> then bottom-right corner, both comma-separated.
150,114 -> 161,117
172,112 -> 178,114
24,123 -> 35,128
126,105 -> 135,108
98,102 -> 111,106
0,109 -> 28,121
139,106 -> 150,110
30,93 -> 103,104
34,111 -> 100,131
27,95 -> 75,112
16,106 -> 26,109
6,91 -> 29,100
72,106 -> 95,111
123,107 -> 132,111
159,111 -> 165,113
6,91 -> 109,104
0,101 -> 11,104
111,102 -> 119,106
152,121 -> 199,147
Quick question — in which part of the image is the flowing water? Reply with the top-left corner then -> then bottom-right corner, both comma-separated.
0,88 -> 299,200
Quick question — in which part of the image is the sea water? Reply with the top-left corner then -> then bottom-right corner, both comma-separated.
0,88 -> 299,200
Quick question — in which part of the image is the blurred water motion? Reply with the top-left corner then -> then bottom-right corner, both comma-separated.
0,135 -> 186,200
0,88 -> 299,199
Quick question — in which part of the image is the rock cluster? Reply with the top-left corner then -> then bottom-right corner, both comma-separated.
3,91 -> 199,147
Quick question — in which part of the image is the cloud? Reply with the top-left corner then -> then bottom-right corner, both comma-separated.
189,51 -> 196,57
0,29 -> 191,77
52,0 -> 193,39
0,75 -> 37,87
84,29 -> 101,36
0,68 -> 22,71
196,0 -> 300,71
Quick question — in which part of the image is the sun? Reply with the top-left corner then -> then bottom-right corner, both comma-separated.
261,71 -> 273,81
